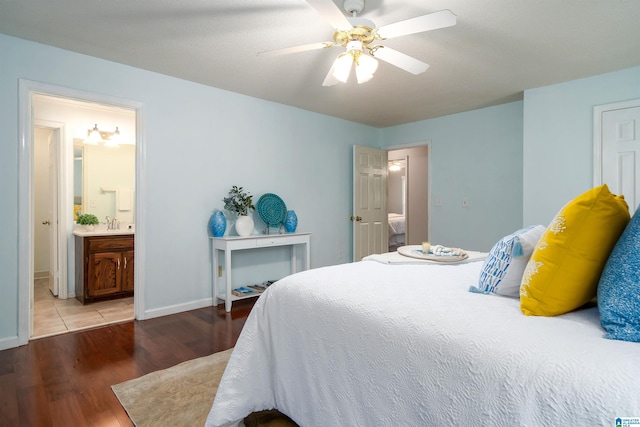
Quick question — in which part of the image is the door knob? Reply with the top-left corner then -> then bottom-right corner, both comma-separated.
42,220 -> 51,225
349,216 -> 363,222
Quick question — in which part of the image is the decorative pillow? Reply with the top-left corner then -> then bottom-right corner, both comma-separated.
520,185 -> 630,317
470,225 -> 545,297
598,207 -> 640,342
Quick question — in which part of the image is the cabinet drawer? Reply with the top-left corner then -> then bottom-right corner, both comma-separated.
87,236 -> 134,252
256,237 -> 287,246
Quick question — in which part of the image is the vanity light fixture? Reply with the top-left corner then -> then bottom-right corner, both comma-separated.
103,127 -> 121,147
83,124 -> 122,147
84,124 -> 102,145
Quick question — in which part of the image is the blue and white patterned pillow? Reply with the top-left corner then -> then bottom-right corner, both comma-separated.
470,225 -> 545,297
598,208 -> 640,342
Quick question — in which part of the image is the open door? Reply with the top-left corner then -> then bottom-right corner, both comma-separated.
596,101 -> 640,215
353,145 -> 388,261
47,130 -> 59,295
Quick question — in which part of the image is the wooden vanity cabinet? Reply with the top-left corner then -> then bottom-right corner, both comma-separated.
75,234 -> 134,304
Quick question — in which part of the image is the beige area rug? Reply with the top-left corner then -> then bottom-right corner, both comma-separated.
112,348 -> 297,427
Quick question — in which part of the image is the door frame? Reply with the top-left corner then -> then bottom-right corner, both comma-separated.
18,79 -> 147,345
593,98 -> 640,187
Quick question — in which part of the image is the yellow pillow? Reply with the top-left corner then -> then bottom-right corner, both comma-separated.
520,185 -> 629,316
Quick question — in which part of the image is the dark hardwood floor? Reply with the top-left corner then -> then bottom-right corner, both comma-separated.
0,299 -> 256,426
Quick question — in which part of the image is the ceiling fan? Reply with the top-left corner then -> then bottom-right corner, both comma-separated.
258,0 -> 457,86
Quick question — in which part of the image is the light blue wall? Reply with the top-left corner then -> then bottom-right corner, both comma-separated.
0,34 -> 379,342
523,66 -> 640,226
3,31 -> 639,348
380,101 -> 525,251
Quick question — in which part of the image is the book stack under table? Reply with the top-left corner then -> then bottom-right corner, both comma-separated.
231,280 -> 276,297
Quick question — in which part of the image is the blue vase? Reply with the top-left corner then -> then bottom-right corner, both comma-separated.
209,211 -> 226,237
284,210 -> 298,233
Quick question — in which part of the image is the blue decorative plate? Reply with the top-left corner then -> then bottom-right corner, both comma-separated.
256,193 -> 287,227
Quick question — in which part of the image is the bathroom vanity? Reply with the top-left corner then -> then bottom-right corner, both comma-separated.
74,229 -> 134,304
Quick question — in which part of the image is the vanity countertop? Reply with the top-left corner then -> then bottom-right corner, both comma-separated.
73,227 -> 135,237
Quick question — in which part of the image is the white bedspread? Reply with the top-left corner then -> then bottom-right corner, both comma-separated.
206,260 -> 640,427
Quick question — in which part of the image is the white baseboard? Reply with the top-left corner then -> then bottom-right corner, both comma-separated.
143,297 -> 213,320
0,335 -> 21,351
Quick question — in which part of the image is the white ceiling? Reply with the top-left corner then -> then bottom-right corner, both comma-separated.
2,0 -> 640,128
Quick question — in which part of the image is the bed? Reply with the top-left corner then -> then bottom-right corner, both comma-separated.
205,254 -> 640,426
387,213 -> 405,250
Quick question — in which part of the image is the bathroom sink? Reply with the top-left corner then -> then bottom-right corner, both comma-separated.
73,227 -> 135,237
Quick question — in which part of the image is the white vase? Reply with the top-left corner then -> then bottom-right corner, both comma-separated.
235,215 -> 254,236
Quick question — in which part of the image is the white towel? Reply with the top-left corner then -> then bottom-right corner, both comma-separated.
117,189 -> 133,211
363,250 -> 487,265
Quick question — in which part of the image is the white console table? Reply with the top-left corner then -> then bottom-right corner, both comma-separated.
211,232 -> 311,312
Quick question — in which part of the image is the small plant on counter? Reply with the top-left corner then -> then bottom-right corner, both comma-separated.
223,186 -> 255,216
77,213 -> 99,225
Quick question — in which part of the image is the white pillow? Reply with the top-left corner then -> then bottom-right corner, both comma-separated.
470,225 -> 546,297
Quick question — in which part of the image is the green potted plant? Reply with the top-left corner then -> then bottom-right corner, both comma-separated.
77,213 -> 100,230
223,186 -> 255,236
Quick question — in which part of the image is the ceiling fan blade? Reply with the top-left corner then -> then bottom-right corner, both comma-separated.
258,42 -> 335,58
371,46 -> 429,75
376,9 -> 456,39
322,62 -> 340,86
305,0 -> 353,30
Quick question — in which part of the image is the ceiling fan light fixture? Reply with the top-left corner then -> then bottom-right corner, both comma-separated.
258,1 -> 457,88
332,53 -> 353,83
355,54 -> 378,84
389,162 -> 401,172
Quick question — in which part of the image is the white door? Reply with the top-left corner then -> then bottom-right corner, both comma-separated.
595,100 -> 640,215
353,145 -> 388,261
48,133 -> 59,295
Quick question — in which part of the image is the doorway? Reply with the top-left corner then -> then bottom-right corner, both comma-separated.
387,145 -> 430,251
594,98 -> 640,215
18,80 -> 146,345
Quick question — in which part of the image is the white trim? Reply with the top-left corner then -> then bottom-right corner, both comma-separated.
143,298 -> 214,320
18,79 -> 146,346
134,103 -> 147,319
18,82 -> 33,346
594,99 -> 640,187
0,336 -> 21,352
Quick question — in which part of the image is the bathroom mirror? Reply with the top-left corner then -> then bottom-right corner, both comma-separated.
73,146 -> 83,220
73,139 -> 136,225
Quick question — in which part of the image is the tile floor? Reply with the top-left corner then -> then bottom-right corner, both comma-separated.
32,277 -> 134,340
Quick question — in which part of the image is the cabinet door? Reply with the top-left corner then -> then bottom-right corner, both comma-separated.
87,252 -> 122,297
122,250 -> 135,292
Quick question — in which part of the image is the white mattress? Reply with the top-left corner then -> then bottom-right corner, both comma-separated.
206,260 -> 640,426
